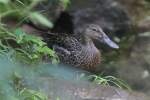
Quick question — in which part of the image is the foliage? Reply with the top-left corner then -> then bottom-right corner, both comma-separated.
59,0 -> 70,9
0,26 -> 58,64
0,0 -> 72,99
89,75 -> 131,90
0,0 -> 61,64
30,12 -> 53,28
0,57 -> 49,100
0,0 -> 59,98
19,88 -> 48,100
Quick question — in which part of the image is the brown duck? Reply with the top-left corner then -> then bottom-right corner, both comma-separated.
44,24 -> 119,71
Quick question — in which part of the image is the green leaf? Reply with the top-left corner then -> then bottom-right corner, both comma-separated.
24,35 -> 45,46
0,0 -> 9,4
15,28 -> 26,44
60,0 -> 70,9
38,46 -> 55,56
15,0 -> 24,5
15,28 -> 25,36
20,88 -> 48,100
29,12 -> 53,28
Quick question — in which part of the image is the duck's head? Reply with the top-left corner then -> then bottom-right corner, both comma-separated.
85,24 -> 119,49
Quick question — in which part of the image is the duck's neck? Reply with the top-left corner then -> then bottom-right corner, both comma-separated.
75,32 -> 97,49
79,36 -> 98,56
83,35 -> 94,46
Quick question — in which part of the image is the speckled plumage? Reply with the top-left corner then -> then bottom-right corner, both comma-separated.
44,24 -> 118,71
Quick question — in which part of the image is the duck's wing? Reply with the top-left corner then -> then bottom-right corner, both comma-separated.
42,31 -> 82,52
53,45 -> 71,55
53,45 -> 71,63
42,32 -> 69,48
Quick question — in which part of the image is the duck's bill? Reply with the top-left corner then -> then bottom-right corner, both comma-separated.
103,37 -> 119,49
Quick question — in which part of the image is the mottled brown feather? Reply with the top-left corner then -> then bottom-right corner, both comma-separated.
44,24 -> 117,71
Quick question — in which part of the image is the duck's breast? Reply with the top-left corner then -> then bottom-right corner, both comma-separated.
79,44 -> 101,70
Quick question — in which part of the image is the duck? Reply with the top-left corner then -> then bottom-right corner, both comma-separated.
43,24 -> 119,71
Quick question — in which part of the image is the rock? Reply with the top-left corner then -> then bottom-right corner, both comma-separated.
116,33 -> 150,95
26,0 -> 132,38
116,0 -> 149,19
69,0 -> 132,37
25,77 -> 149,100
116,0 -> 150,33
137,16 -> 150,32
